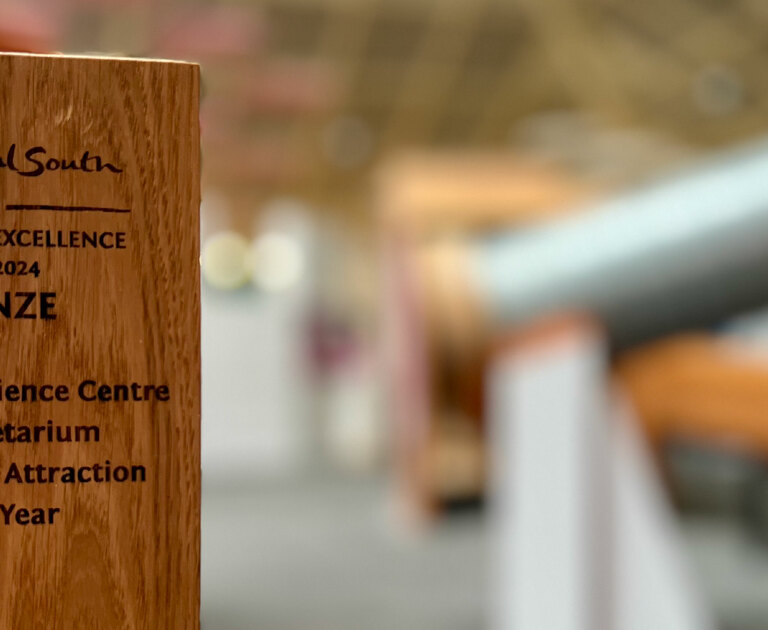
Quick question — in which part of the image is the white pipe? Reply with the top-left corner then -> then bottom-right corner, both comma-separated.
470,140 -> 768,344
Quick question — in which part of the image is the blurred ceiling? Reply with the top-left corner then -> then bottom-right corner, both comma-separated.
255,0 -> 768,146
242,0 -> 768,215
10,0 -> 768,217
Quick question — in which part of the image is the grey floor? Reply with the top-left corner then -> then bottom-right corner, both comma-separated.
200,476 -> 768,630
201,476 -> 487,630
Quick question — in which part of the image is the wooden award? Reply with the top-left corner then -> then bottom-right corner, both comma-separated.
0,53 -> 200,629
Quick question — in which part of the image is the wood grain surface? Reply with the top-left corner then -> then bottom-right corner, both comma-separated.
0,53 -> 200,629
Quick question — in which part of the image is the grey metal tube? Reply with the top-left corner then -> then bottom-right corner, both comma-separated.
469,140 -> 768,346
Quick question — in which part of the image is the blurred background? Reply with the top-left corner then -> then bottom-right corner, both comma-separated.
6,1 -> 768,628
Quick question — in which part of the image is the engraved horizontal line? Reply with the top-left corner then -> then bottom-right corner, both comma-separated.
5,204 -> 130,214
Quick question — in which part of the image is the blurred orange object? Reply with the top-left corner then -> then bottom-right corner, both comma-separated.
378,153 -> 598,521
616,335 -> 768,456
377,151 -> 596,237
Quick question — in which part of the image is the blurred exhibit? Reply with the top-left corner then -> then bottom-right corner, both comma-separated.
6,0 -> 768,628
